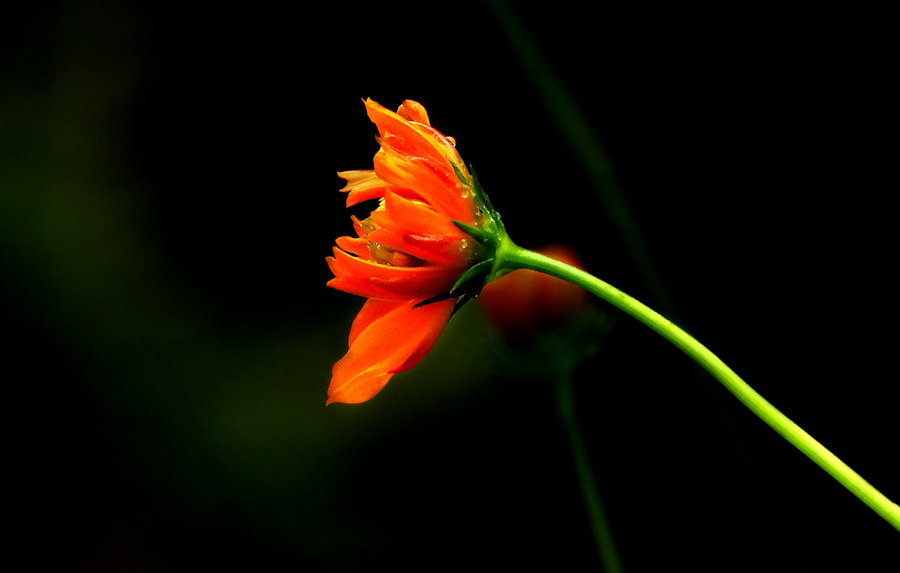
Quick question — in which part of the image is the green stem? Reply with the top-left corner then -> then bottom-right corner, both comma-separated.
497,241 -> 900,531
554,374 -> 625,572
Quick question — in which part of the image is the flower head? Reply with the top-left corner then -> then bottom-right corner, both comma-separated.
326,99 -> 487,404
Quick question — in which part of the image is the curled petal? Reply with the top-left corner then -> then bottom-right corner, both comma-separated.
365,227 -> 466,266
325,274 -> 408,301
365,99 -> 451,169
397,99 -> 430,125
335,236 -> 372,260
327,247 -> 457,298
365,100 -> 471,184
327,298 -> 456,404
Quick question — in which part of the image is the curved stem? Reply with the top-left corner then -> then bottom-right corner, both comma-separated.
497,241 -> 900,531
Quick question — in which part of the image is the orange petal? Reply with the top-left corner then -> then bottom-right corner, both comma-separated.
372,149 -> 474,223
337,170 -> 395,207
327,298 -> 455,404
364,99 -> 449,169
386,99 -> 468,176
325,273 -> 407,300
337,169 -> 376,187
348,298 -> 401,346
327,247 -> 457,298
365,193 -> 472,265
335,236 -> 372,260
378,192 -> 467,238
365,227 -> 465,266
397,100 -> 430,125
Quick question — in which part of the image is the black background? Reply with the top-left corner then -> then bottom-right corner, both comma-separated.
3,1 -> 897,571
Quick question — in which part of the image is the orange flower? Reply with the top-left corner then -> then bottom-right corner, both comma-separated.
326,99 -> 480,404
478,245 -> 588,341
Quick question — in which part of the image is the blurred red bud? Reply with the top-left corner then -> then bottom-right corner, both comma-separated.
479,244 -> 588,341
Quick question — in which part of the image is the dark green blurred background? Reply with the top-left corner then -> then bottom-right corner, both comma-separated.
3,2 -> 897,571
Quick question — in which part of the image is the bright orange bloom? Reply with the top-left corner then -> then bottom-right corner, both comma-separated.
478,245 -> 588,341
326,99 -> 479,404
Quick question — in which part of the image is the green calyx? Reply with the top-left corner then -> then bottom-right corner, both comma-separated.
416,165 -> 508,311
447,165 -> 517,307
414,164 -> 527,312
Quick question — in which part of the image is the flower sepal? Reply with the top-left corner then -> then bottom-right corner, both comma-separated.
415,164 -> 510,310
453,165 -> 504,246
414,257 -> 494,312
452,220 -> 495,249
450,164 -> 516,299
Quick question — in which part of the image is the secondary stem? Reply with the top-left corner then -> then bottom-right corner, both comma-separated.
554,374 -> 625,573
498,241 -> 900,531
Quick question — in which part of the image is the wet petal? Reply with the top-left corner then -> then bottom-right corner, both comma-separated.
378,98 -> 468,176
372,149 -> 474,223
364,98 -> 450,169
365,227 -> 465,266
397,100 -> 430,125
378,192 -> 467,238
364,193 -> 472,264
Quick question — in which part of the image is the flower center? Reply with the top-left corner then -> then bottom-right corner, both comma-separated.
367,241 -> 423,268
358,216 -> 425,268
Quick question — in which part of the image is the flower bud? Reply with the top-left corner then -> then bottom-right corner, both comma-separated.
479,244 -> 588,341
